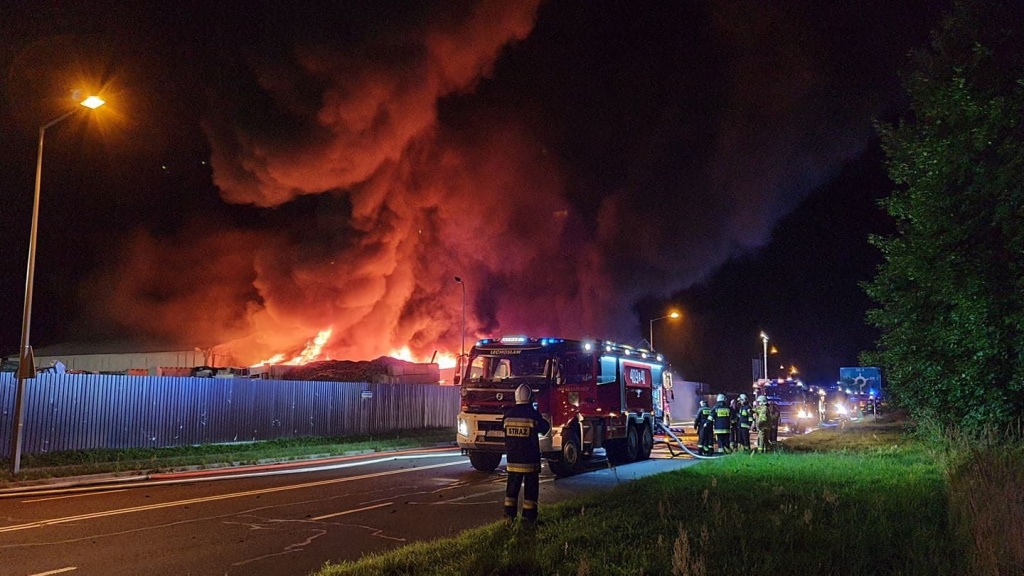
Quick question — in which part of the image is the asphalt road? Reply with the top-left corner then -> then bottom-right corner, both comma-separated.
0,443 -> 699,576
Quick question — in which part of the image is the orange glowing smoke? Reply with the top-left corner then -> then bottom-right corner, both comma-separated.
79,1 -> 631,365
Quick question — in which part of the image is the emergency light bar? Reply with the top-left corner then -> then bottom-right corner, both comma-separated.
473,337 -> 666,365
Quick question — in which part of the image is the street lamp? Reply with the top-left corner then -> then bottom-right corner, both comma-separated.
10,95 -> 106,474
453,276 -> 466,362
760,331 -> 769,384
648,311 -> 680,350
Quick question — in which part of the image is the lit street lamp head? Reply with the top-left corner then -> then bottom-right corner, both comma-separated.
80,95 -> 106,109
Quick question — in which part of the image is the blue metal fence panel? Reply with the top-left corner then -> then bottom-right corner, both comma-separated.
0,373 -> 460,458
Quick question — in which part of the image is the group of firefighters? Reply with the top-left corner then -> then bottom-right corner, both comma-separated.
500,383 -> 793,523
694,392 -> 780,455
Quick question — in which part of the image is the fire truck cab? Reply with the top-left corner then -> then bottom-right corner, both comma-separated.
455,336 -> 668,476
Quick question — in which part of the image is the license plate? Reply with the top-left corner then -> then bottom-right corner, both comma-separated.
486,430 -> 504,438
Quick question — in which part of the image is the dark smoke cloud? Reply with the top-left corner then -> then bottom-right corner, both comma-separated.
74,1 -> 929,365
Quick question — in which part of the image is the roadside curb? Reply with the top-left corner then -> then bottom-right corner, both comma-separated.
0,472 -> 150,496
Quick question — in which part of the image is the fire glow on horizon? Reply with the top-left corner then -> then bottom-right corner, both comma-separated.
252,328 -> 458,369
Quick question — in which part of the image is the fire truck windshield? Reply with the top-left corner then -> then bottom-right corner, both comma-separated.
466,351 -> 549,383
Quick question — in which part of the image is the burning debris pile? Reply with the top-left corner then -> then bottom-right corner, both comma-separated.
276,356 -> 440,385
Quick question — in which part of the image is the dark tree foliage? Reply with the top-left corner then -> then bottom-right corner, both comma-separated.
866,0 -> 1024,433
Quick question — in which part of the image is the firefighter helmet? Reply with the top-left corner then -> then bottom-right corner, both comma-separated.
515,384 -> 533,404
757,395 -> 767,403
716,393 -> 726,402
699,399 -> 707,407
739,393 -> 748,401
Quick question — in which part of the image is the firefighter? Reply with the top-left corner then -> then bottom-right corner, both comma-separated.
694,399 -> 714,455
753,394 -> 769,452
736,393 -> 753,452
711,393 -> 733,453
767,396 -> 781,449
503,383 -> 551,524
729,397 -> 739,451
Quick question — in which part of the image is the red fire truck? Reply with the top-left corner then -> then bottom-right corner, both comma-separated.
455,336 -> 670,476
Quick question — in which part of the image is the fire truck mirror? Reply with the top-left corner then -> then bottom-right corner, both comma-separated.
453,374 -> 461,385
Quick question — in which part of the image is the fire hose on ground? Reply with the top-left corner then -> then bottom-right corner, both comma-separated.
654,421 -> 726,460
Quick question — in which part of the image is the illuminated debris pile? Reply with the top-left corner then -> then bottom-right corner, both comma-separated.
279,357 -> 440,384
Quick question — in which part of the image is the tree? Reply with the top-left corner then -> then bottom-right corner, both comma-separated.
865,0 -> 1024,433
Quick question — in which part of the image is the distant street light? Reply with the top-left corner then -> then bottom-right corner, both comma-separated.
10,95 -> 106,474
454,276 -> 466,362
649,311 -> 680,350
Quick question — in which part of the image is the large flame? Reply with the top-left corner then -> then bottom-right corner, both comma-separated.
251,328 -> 458,369
253,328 -> 334,366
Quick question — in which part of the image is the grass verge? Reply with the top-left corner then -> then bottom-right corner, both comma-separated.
316,415 -> 999,576
0,427 -> 455,485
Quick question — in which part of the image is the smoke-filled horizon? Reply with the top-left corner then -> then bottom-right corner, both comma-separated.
0,1 -> 946,377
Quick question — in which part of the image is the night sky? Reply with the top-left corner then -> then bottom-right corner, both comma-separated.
0,1 -> 950,390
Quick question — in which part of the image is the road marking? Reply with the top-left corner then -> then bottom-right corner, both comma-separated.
22,489 -> 128,504
1,451 -> 463,500
311,501 -> 393,521
0,461 -> 464,534
28,568 -> 77,576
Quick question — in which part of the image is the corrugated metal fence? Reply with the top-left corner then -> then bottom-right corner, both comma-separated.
0,373 -> 461,458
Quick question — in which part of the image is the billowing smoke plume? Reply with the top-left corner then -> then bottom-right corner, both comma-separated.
79,1 -> 920,365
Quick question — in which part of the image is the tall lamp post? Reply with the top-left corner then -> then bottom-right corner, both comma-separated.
453,276 -> 466,362
10,95 -> 106,474
648,311 -> 680,350
760,331 -> 769,384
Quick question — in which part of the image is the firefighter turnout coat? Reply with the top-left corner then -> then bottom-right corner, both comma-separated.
503,403 -> 552,473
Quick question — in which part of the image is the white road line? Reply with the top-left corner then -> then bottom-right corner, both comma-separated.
2,451 -> 464,499
0,461 -> 464,534
311,501 -> 393,521
22,490 -> 128,504
28,567 -> 77,576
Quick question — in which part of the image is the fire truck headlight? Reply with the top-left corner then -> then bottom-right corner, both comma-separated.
457,418 -> 469,437
835,404 -> 848,415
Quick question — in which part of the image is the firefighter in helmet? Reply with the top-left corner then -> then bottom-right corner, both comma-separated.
753,394 -> 769,452
502,383 -> 551,523
694,399 -> 714,455
711,393 -> 734,453
735,393 -> 753,452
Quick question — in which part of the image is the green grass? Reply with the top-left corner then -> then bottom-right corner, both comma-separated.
0,428 -> 455,484
317,416 -> 979,576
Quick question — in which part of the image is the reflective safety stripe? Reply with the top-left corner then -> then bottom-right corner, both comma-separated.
504,417 -> 536,427
507,462 -> 540,473
522,500 -> 537,510
504,497 -> 517,507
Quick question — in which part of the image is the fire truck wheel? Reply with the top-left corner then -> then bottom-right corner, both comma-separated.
547,431 -> 582,476
637,423 -> 653,460
467,451 -> 502,472
624,424 -> 641,462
